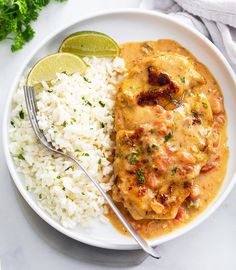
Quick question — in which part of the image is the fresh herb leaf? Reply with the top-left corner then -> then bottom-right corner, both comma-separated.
98,158 -> 102,164
19,110 -> 24,119
137,169 -> 143,177
10,120 -> 15,127
202,102 -> 208,108
65,166 -> 73,171
39,194 -> 42,199
164,132 -> 173,142
82,153 -> 89,157
133,149 -> 141,155
171,166 -> 178,175
83,77 -> 91,83
180,76 -> 186,84
17,153 -> 25,160
100,122 -> 105,128
136,169 -> 145,184
85,100 -> 92,106
62,121 -> 67,127
99,101 -> 105,107
130,155 -> 137,165
75,149 -> 81,152
0,0 -> 67,52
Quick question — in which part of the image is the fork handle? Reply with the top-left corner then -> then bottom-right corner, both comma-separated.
62,152 -> 160,259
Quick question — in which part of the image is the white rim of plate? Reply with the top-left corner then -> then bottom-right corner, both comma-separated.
2,9 -> 236,250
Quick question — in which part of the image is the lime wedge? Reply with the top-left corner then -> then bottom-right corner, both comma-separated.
59,31 -> 120,57
27,52 -> 87,86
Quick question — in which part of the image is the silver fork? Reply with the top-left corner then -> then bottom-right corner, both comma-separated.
23,86 -> 160,259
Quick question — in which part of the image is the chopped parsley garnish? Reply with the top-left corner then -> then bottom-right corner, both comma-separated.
82,96 -> 92,106
75,149 -> 81,152
57,176 -> 61,179
137,169 -> 145,184
47,90 -> 53,93
202,102 -> 208,108
62,187 -> 65,191
171,167 -> 178,175
130,155 -> 137,165
85,100 -> 92,106
150,128 -> 156,134
133,149 -> 141,155
98,158 -> 102,164
39,194 -> 42,199
99,101 -> 105,107
0,0 -> 66,52
26,186 -> 29,191
65,166 -> 73,171
83,77 -> 91,83
62,121 -> 67,127
82,153 -> 89,157
100,122 -> 105,128
164,132 -> 173,142
19,110 -> 24,119
71,117 -> 76,123
10,120 -> 15,127
138,176 -> 145,184
81,192 -> 85,195
73,109 -> 77,112
180,76 -> 186,84
17,153 -> 25,160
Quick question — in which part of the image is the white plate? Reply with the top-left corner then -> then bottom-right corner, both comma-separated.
3,9 -> 236,250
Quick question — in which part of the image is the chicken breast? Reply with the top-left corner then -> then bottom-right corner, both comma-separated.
112,52 -> 214,220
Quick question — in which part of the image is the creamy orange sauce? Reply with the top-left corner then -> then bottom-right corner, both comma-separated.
107,40 -> 228,239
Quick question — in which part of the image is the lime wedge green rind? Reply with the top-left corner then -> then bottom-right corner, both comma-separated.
27,52 -> 87,86
59,31 -> 120,57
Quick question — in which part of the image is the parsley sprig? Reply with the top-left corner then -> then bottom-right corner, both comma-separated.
0,0 -> 66,52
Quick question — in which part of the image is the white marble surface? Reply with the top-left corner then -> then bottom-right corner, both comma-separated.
0,1 -> 236,269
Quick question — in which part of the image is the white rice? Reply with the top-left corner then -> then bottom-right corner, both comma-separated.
9,56 -> 126,229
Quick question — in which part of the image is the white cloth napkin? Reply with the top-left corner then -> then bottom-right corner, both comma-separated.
140,0 -> 236,71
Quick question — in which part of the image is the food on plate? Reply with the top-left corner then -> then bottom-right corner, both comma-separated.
109,40 -> 228,238
27,52 -> 87,87
59,31 -> 120,57
9,32 -> 228,238
10,54 -> 126,228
